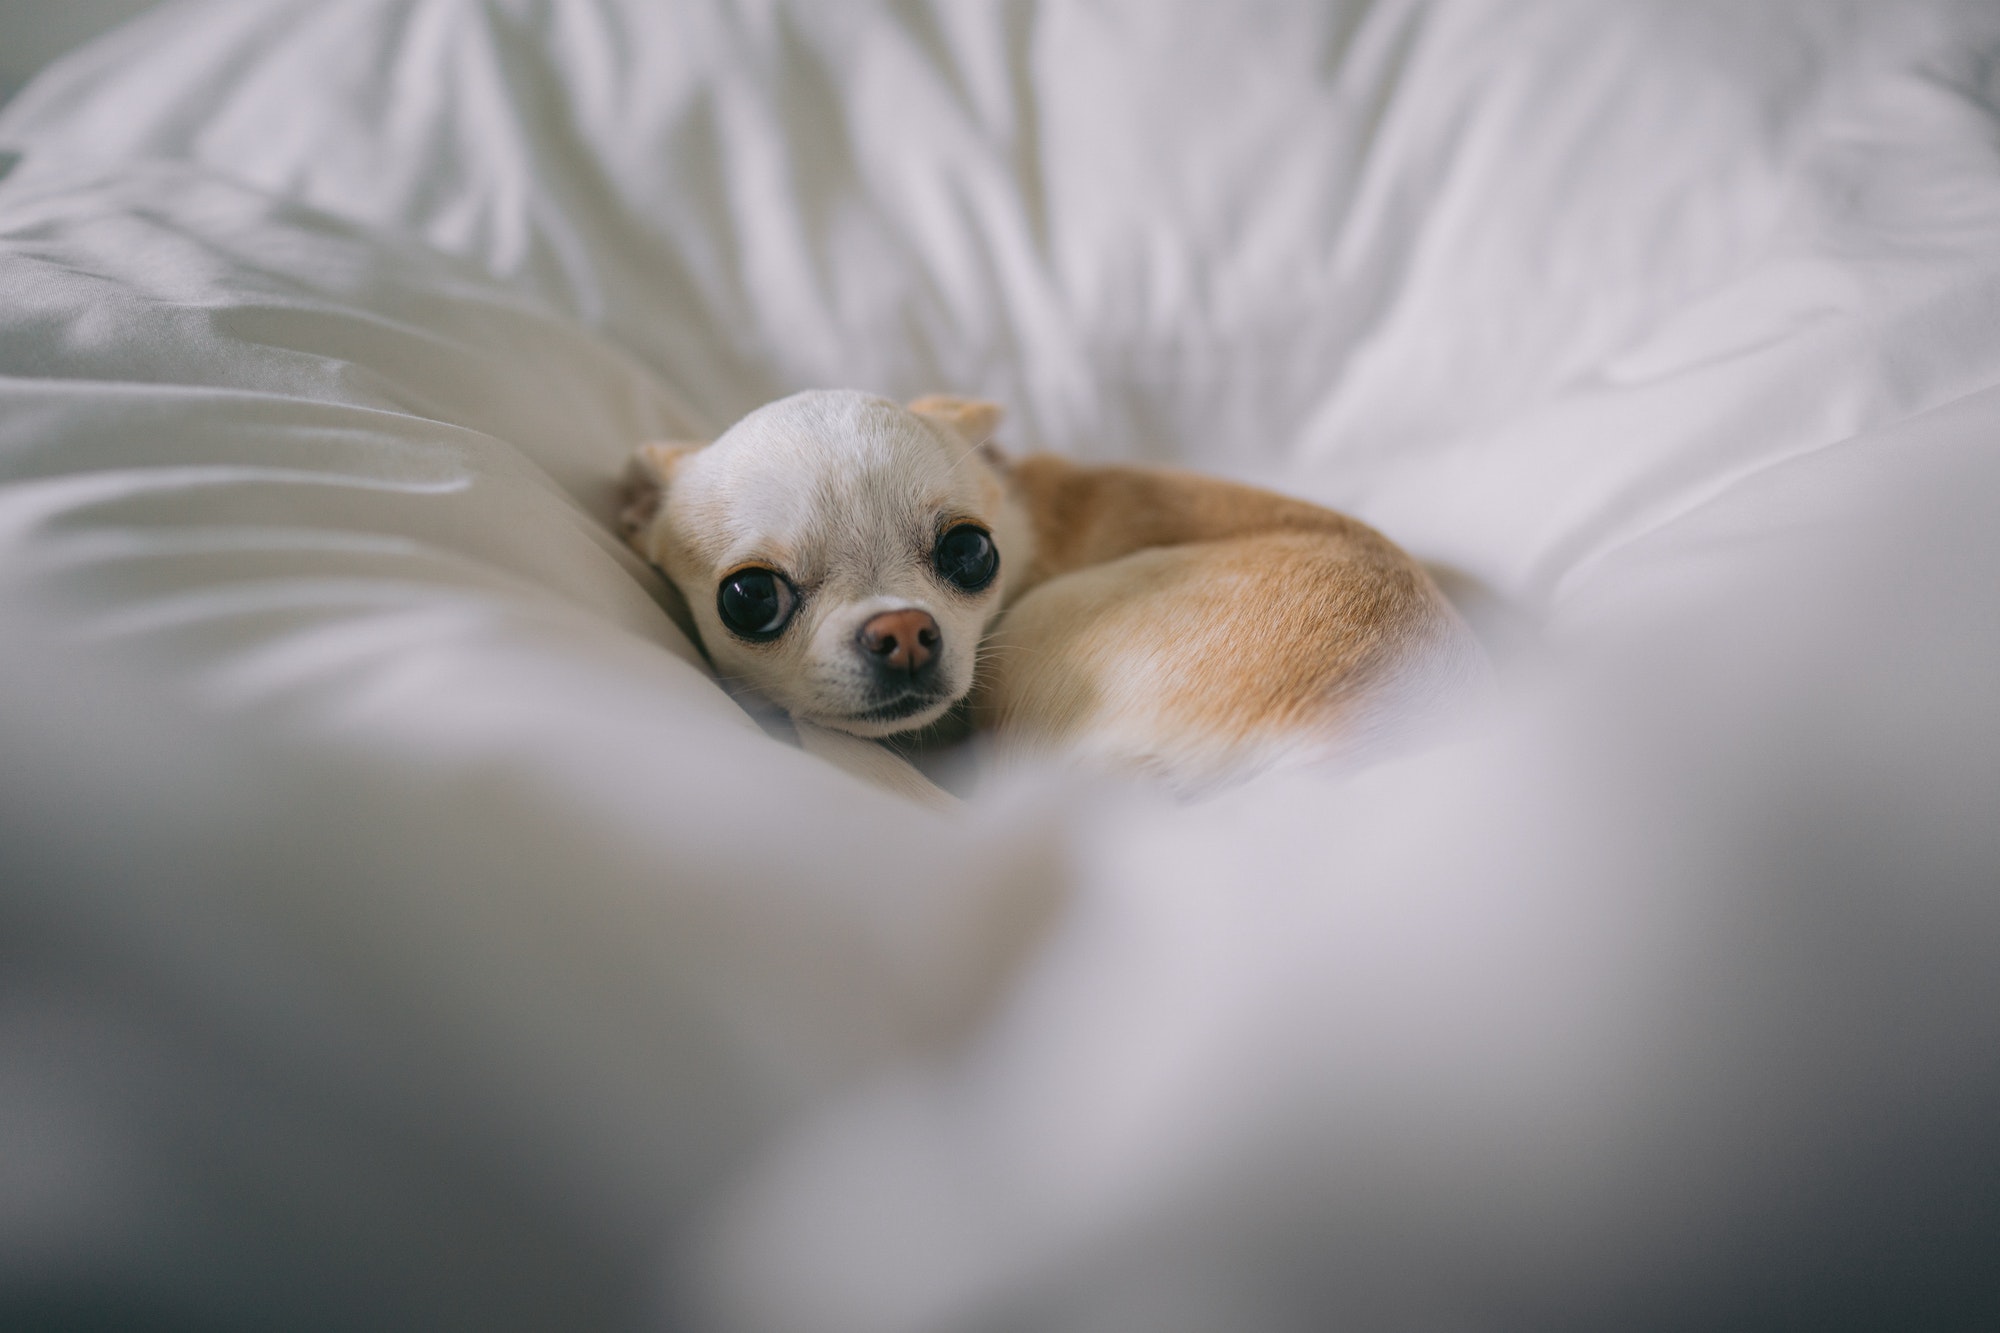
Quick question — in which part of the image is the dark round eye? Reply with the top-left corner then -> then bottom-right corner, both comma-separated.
716,568 -> 797,640
934,524 -> 998,591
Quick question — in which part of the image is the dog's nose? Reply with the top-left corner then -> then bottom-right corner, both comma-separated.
858,608 -> 940,674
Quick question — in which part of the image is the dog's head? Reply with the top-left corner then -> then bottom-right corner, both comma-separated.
622,390 -> 1029,737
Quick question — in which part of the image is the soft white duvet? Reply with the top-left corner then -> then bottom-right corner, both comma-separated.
3,2 -> 1998,1328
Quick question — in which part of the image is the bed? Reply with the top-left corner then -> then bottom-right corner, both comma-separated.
3,1 -> 1998,1328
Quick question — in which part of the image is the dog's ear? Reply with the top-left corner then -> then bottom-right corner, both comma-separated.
908,395 -> 1004,451
620,441 -> 701,549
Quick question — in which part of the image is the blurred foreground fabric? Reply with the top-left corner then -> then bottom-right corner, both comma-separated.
2,1 -> 1998,1328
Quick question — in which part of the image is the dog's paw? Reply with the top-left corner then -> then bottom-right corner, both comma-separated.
794,719 -> 959,811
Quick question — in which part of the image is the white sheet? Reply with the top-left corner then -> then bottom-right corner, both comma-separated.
13,0 -> 2000,605
3,1 -> 1998,1328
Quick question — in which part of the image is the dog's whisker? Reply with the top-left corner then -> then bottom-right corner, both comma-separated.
973,640 -> 1044,667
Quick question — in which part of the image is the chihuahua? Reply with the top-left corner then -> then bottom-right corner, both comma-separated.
621,390 -> 1486,799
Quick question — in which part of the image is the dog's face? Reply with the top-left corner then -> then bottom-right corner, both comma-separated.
623,390 -> 1030,738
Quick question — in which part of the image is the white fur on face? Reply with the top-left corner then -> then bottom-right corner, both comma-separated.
648,390 -> 1029,737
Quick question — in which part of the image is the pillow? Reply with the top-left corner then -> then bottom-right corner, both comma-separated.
0,162 -> 1054,1324
9,0 -> 1999,604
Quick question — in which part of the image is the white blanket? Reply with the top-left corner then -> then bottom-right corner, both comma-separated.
2,2 -> 1998,1328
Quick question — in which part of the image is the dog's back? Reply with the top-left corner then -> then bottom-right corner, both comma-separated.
973,455 -> 1490,790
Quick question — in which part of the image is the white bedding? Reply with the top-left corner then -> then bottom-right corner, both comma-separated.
2,2 -> 1998,1328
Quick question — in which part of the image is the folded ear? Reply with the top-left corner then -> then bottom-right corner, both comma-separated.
907,395 -> 1004,449
619,441 -> 701,548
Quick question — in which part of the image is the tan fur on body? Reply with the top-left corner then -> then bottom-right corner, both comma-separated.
974,455 -> 1481,786
622,391 -> 1484,796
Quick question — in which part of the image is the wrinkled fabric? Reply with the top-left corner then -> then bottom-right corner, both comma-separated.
11,0 -> 2000,603
2,2 -> 1999,1329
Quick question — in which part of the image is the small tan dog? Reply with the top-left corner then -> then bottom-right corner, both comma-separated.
622,390 -> 1484,799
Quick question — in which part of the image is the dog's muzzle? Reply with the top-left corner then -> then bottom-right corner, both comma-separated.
850,608 -> 951,723
858,608 -> 940,677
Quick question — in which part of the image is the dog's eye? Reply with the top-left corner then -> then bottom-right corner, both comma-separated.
934,525 -> 998,591
716,568 -> 797,640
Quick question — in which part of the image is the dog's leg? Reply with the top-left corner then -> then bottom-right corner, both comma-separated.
973,532 -> 1487,790
793,720 -> 960,811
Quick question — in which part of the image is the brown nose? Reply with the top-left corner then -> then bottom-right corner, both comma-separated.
858,608 -> 940,673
